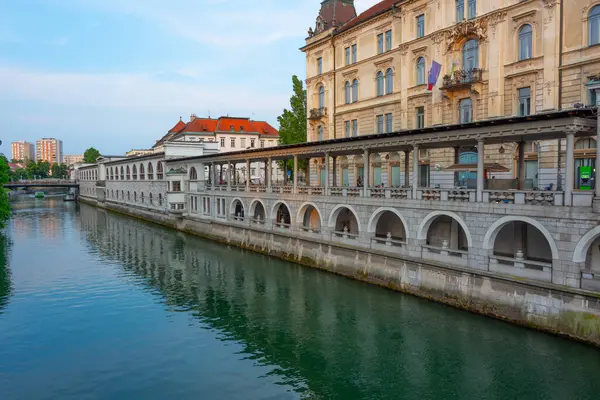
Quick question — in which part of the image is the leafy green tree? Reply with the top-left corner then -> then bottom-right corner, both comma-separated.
277,75 -> 307,177
51,163 -> 68,179
0,156 -> 12,228
83,147 -> 101,163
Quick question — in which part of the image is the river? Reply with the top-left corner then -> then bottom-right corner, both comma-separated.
1,196 -> 600,399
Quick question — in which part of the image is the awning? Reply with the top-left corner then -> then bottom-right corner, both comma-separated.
443,163 -> 510,172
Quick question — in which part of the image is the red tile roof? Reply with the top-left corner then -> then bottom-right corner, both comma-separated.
320,0 -> 357,29
181,118 -> 219,133
168,120 -> 186,133
250,121 -> 279,137
337,0 -> 399,33
215,117 -> 253,133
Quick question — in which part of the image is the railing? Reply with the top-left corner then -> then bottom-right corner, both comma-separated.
447,189 -> 475,202
418,189 -> 441,201
440,68 -> 483,90
249,185 -> 267,193
230,185 -> 246,192
332,230 -> 359,240
369,187 -> 385,198
251,217 -> 266,226
231,213 -> 246,222
273,221 -> 292,229
300,225 -> 321,234
390,188 -> 410,200
489,255 -> 552,282
95,181 -> 106,187
422,244 -> 468,259
311,187 -> 324,196
330,187 -> 344,197
308,107 -> 327,120
371,235 -> 405,248
484,190 -> 564,206
487,190 -> 515,204
273,185 -> 293,194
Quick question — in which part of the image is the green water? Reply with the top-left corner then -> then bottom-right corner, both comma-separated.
1,197 -> 600,399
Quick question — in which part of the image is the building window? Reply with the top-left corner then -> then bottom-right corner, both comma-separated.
345,47 -> 350,65
590,6 -> 600,46
462,39 -> 479,80
456,0 -> 464,22
416,57 -> 426,85
318,125 -> 324,141
416,14 -> 425,38
385,113 -> 393,133
518,87 -> 531,116
352,79 -> 358,102
376,71 -> 384,96
416,106 -> 425,128
171,181 -> 181,192
385,30 -> 392,51
220,138 -> 225,147
250,139 -> 255,148
318,85 -> 325,109
376,115 -> 384,134
230,138 -> 236,148
317,57 -> 322,74
345,121 -> 351,138
260,140 -> 265,148
345,81 -> 351,104
467,0 -> 476,20
377,33 -> 384,54
518,24 -> 533,61
352,119 -> 358,137
158,194 -> 163,206
351,44 -> 357,63
459,98 -> 473,123
385,68 -> 393,94
240,138 -> 246,148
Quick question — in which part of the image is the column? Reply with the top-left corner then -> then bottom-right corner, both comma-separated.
266,158 -> 272,191
412,145 -> 419,199
219,164 -> 223,185
210,162 -> 215,185
245,159 -> 251,191
227,162 -> 232,190
332,156 -> 337,187
293,155 -> 298,194
404,150 -> 410,188
565,132 -> 575,206
517,141 -> 525,190
477,139 -> 484,202
283,159 -> 288,185
363,149 -> 370,197
324,152 -> 330,195
596,114 -> 600,198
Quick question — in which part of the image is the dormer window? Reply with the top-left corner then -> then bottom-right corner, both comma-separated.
240,126 -> 244,132
230,125 -> 234,131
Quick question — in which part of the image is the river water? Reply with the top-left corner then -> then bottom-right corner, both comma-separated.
1,196 -> 600,400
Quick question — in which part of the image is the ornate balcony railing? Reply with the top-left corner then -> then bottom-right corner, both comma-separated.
440,68 -> 483,90
308,107 -> 327,120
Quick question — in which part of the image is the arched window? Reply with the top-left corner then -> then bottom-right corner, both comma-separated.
149,193 -> 153,205
127,191 -> 130,201
141,192 -> 144,204
132,165 -> 137,180
318,85 -> 325,109
147,163 -> 154,180
139,164 -> 145,180
462,40 -> 479,71
134,192 -> 137,202
416,58 -> 425,85
190,167 -> 198,180
157,162 -> 164,180
385,68 -> 393,94
120,166 -> 124,180
344,81 -> 351,104
126,166 -> 131,180
589,5 -> 600,46
352,79 -> 358,102
376,71 -> 384,96
576,138 -> 597,150
518,24 -> 533,61
158,193 -> 163,206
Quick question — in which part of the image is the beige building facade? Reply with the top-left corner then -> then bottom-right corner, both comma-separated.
11,141 -> 35,162
302,0 -> 600,190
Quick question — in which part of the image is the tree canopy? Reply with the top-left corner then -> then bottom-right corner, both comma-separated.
0,156 -> 12,229
51,163 -> 69,179
83,147 -> 101,163
277,75 -> 307,175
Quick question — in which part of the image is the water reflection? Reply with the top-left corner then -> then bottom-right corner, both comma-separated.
78,204 -> 600,400
0,232 -> 12,313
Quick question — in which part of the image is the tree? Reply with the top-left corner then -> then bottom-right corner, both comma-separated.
277,75 -> 307,176
0,156 -> 12,229
51,163 -> 68,179
83,147 -> 101,163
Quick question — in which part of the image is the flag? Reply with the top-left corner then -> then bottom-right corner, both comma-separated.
427,61 -> 442,91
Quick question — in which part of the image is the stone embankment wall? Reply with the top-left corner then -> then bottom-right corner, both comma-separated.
82,197 -> 600,347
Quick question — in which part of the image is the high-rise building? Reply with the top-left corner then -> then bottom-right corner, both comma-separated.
36,138 -> 63,165
10,141 -> 35,162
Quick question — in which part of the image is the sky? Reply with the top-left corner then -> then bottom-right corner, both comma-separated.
0,0 -> 380,156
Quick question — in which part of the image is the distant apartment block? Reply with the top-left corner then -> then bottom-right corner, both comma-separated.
125,149 -> 154,157
11,141 -> 35,162
63,154 -> 84,166
36,138 -> 63,165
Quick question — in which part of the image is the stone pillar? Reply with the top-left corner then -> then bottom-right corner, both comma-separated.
594,114 -> 600,212
210,162 -> 215,185
227,162 -> 232,190
332,156 -> 337,187
363,148 -> 370,196
293,155 -> 298,194
219,164 -> 223,185
324,152 -> 330,195
245,159 -> 251,191
565,132 -> 575,206
477,139 -> 484,202
283,159 -> 288,185
404,150 -> 410,187
267,158 -> 272,192
412,145 -> 419,199
517,141 -> 525,190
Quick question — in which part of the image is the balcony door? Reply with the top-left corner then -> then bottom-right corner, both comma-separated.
462,39 -> 478,80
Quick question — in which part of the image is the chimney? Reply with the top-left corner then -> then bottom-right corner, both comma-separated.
190,113 -> 197,122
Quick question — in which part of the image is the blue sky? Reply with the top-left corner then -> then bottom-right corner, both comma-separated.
0,0 -> 378,156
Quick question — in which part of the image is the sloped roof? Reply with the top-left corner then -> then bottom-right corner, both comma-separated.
320,0 -> 357,29
180,118 -> 219,133
337,0 -> 398,34
215,117 -> 253,133
250,121 -> 279,137
169,120 -> 186,133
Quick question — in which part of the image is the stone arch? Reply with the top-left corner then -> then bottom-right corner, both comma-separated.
328,204 -> 361,235
126,165 -> 131,180
139,163 -> 145,180
297,202 -> 324,231
147,162 -> 154,180
271,200 -> 293,226
573,226 -> 600,264
189,166 -> 198,180
482,216 -> 559,261
230,198 -> 245,218
367,207 -> 409,240
132,165 -> 137,180
417,211 -> 473,248
249,199 -> 267,222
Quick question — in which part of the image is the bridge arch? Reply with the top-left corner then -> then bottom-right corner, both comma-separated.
417,211 -> 473,248
230,198 -> 245,219
249,199 -> 267,222
367,207 -> 409,241
482,216 -> 558,261
328,204 -> 361,236
297,202 -> 324,232
574,226 -> 600,264
271,200 -> 293,227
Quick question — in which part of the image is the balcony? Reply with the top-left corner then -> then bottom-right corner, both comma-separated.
440,68 -> 483,91
308,107 -> 327,120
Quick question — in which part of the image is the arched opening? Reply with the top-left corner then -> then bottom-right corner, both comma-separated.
426,215 -> 469,252
126,166 -> 131,180
274,203 -> 291,228
147,163 -> 154,180
332,206 -> 359,239
140,164 -> 145,180
132,165 -> 137,180
372,210 -> 406,247
158,193 -> 163,206
455,146 -> 478,188
518,24 -> 533,61
149,193 -> 153,205
385,68 -> 393,94
232,200 -> 245,221
251,201 -> 266,224
493,221 -> 551,263
120,166 -> 124,180
416,58 -> 425,85
157,162 -> 164,180
298,203 -> 322,232
134,192 -> 137,202
127,191 -> 131,201
589,5 -> 600,46
189,167 -> 198,180
141,192 -> 144,204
